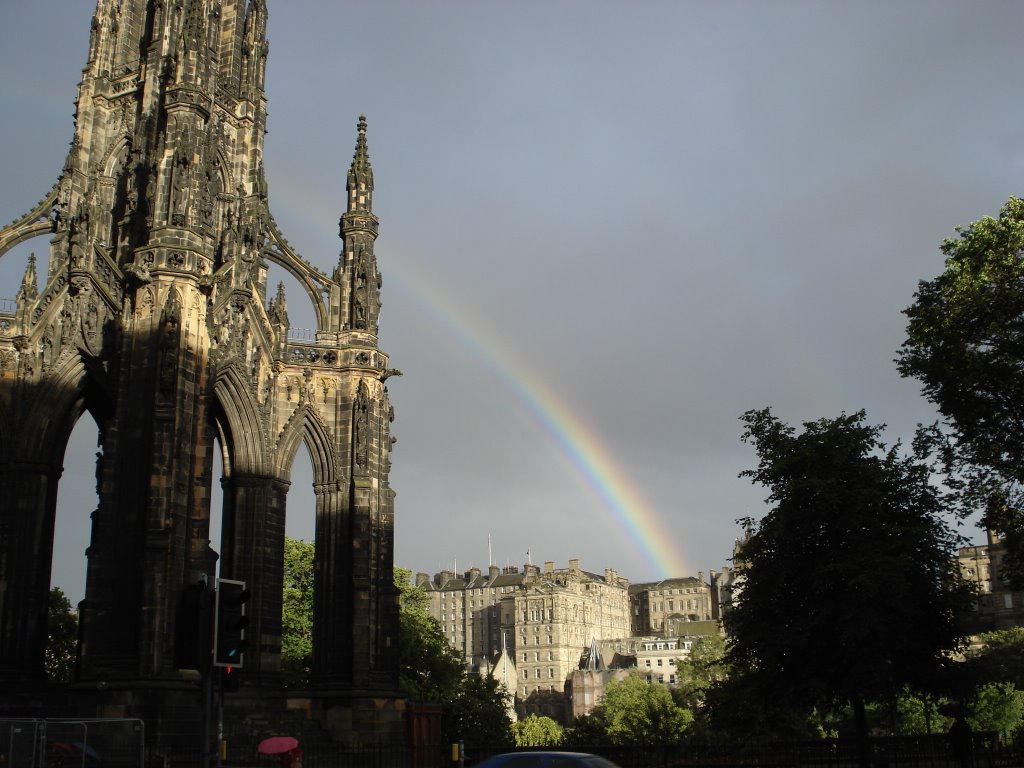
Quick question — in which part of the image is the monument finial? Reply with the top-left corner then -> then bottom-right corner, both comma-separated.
346,114 -> 374,212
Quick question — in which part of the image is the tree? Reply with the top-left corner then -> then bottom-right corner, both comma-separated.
512,714 -> 564,747
443,674 -> 514,748
893,689 -> 952,735
45,587 -> 78,683
729,409 -> 973,752
969,682 -> 1024,742
394,567 -> 465,702
966,627 -> 1024,690
898,197 -> 1024,582
281,537 -> 314,684
675,633 -> 728,710
594,673 -> 693,745
563,710 -> 612,748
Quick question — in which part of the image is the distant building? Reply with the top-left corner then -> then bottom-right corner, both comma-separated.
417,558 -> 631,722
628,574 -> 714,636
958,531 -> 1024,632
415,557 -> 740,724
566,638 -> 631,720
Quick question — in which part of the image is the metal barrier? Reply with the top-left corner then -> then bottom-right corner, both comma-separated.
0,718 -> 145,768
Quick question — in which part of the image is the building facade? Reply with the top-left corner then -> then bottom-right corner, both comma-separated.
418,559 -> 631,721
958,532 -> 1024,632
628,575 -> 715,636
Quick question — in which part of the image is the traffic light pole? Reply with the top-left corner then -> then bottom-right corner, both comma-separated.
217,668 -> 225,768
202,655 -> 213,768
202,581 -> 213,768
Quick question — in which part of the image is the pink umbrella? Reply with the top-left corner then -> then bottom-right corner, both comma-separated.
258,737 -> 299,755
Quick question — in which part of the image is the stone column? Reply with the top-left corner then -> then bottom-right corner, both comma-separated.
311,481 -> 352,686
0,460 -> 61,683
219,472 -> 288,682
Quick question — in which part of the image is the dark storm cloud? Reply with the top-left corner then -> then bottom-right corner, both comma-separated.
2,1 -> 1023,600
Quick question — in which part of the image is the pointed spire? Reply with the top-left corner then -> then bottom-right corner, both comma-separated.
269,281 -> 289,326
16,253 -> 38,304
346,115 -> 374,213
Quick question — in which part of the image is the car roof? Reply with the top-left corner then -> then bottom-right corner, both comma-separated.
474,752 -> 621,768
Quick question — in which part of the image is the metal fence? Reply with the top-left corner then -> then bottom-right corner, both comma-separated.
0,718 -> 145,768
2,725 -> 1017,768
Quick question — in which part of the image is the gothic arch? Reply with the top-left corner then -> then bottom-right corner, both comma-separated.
101,137 -> 131,177
275,403 -> 338,486
16,351 -> 113,465
212,363 -> 268,475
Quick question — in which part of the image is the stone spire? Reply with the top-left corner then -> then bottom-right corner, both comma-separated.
337,116 -> 382,333
346,115 -> 374,214
269,281 -> 289,326
16,254 -> 38,304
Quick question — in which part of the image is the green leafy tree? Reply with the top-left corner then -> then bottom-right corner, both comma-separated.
394,567 -> 464,702
443,674 -> 514,748
729,409 -> 973,753
45,587 -> 78,683
966,627 -> 1024,690
898,197 -> 1024,583
675,633 -> 728,710
281,537 -> 314,684
595,672 -> 693,745
969,682 -> 1024,742
894,689 -> 952,735
512,714 -> 564,747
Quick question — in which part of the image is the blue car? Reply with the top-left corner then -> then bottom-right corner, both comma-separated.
473,752 -> 623,768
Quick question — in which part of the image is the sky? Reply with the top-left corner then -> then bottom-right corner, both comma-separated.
2,1 -> 1023,605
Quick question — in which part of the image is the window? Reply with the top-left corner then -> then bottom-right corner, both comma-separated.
657,659 -> 663,666
645,660 -> 651,667
549,668 -> 554,678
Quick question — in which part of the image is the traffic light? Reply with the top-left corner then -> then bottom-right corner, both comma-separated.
214,578 -> 250,668
221,665 -> 240,692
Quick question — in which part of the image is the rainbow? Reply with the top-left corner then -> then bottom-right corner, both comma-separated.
269,186 -> 691,580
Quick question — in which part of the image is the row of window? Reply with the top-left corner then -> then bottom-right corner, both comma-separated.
643,657 -> 677,667
645,674 -> 677,684
521,667 -> 556,680
648,598 -> 706,613
522,651 -> 555,662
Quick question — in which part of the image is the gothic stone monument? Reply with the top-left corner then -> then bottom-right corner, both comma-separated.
0,0 -> 403,744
